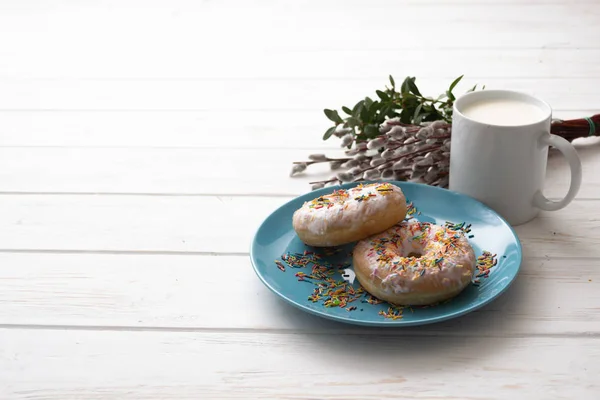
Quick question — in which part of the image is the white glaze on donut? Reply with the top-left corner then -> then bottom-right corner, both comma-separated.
294,183 -> 403,235
353,220 -> 476,305
292,182 -> 408,247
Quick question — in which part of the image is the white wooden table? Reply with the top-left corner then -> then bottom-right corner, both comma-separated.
1,1 -> 599,398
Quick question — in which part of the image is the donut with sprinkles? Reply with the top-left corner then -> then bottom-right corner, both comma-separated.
352,220 -> 476,305
292,183 -> 407,247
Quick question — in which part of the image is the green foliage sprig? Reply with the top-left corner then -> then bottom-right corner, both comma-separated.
322,75 -> 482,144
291,75 -> 486,190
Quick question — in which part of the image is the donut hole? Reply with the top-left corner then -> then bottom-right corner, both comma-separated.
407,251 -> 423,258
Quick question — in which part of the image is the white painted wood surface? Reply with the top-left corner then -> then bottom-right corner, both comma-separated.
1,1 -> 599,399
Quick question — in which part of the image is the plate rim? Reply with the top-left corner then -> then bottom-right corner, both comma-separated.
249,180 -> 523,327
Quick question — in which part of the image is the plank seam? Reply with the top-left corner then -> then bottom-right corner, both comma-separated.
0,249 -> 596,261
0,324 -> 598,338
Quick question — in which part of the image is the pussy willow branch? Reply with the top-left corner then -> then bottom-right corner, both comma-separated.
293,119 -> 451,189
293,114 -> 599,191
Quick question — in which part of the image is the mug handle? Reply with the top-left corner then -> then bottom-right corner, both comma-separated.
533,134 -> 582,211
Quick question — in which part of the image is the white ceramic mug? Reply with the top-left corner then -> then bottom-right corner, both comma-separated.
449,90 -> 582,226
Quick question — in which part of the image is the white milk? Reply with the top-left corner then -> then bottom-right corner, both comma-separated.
460,98 -> 546,126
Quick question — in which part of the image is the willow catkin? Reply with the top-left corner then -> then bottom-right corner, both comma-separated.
296,114 -> 599,190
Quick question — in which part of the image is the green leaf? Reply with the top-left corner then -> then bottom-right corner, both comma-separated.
429,106 -> 443,121
414,113 -> 424,125
401,76 -> 412,95
323,126 -> 336,140
345,117 -> 361,128
399,108 -> 412,124
413,103 -> 423,121
342,106 -> 353,115
389,75 -> 395,88
364,124 -> 380,137
402,93 -> 419,112
446,90 -> 456,102
360,102 -> 370,121
370,102 -> 385,123
467,84 -> 477,92
379,104 -> 391,118
420,113 -> 432,122
324,109 -> 343,124
364,96 -> 374,109
407,77 -> 422,96
352,100 -> 365,117
448,75 -> 464,93
436,93 -> 448,101
376,90 -> 389,101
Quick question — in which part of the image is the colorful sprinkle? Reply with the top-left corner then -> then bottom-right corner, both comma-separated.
445,221 -> 473,235
473,251 -> 497,283
275,260 -> 286,272
363,294 -> 384,305
278,251 -> 366,310
278,214 -> 501,319
406,201 -> 418,218
376,183 -> 394,194
378,305 -> 404,320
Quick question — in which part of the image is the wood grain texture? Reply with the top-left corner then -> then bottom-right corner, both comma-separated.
1,0 -> 599,398
1,328 -> 599,400
0,254 -> 597,335
0,110 -> 595,149
0,194 -> 598,258
0,1 -> 598,81
0,79 -> 597,112
1,140 -> 599,197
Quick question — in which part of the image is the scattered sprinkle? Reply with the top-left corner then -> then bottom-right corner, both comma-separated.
323,247 -> 343,256
278,251 -> 365,310
276,214 -> 502,319
379,305 -> 404,320
406,201 -> 418,219
275,260 -> 286,272
473,251 -> 497,283
363,294 -> 384,305
445,221 -> 472,235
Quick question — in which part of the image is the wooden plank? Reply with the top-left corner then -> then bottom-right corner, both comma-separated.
0,1 -> 598,82
0,328 -> 598,399
0,253 -> 597,335
1,48 -> 600,80
0,111 -> 338,150
0,143 -> 599,198
0,195 -> 598,258
0,109 -> 594,149
0,78 -> 597,112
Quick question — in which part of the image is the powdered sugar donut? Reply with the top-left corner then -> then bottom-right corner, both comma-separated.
292,183 -> 408,247
353,220 -> 476,305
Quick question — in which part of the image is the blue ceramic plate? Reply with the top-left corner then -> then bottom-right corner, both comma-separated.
250,181 -> 522,326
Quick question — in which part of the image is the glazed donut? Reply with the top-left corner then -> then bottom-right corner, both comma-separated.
353,220 -> 476,305
292,183 -> 407,247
